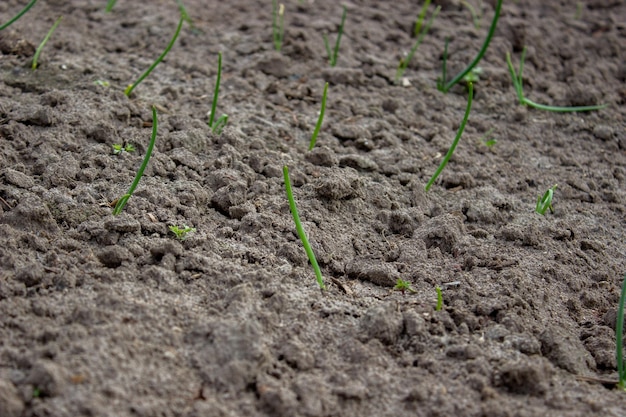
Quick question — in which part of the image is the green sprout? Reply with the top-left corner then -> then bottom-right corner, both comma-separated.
283,165 -> 325,290
272,0 -> 285,52
395,4 -> 440,84
175,0 -> 198,33
462,66 -> 482,85
124,16 -> 184,97
169,224 -> 196,240
506,48 -> 607,112
425,82 -> 474,191
308,82 -> 328,151
323,6 -> 347,67
0,0 -> 38,30
413,0 -> 431,37
112,143 -> 135,155
616,273 -> 626,390
435,286 -> 443,311
32,16 -> 62,71
94,79 -> 110,87
105,0 -> 117,12
461,0 -> 482,29
479,128 -> 496,147
394,279 -> 417,294
208,52 -> 228,135
535,184 -> 557,215
437,0 -> 502,92
113,106 -> 158,215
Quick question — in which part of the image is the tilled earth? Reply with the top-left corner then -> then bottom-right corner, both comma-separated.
1,0 -> 626,416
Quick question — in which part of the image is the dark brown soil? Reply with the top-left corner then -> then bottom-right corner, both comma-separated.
1,0 -> 625,416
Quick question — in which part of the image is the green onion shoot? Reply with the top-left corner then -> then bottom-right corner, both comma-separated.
32,16 -> 62,71
308,82 -> 328,151
0,0 -> 38,30
208,52 -> 228,134
323,6 -> 347,67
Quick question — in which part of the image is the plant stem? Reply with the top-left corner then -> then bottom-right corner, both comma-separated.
308,82 -> 328,150
0,0 -> 38,30
32,16 -> 62,71
209,51 -> 222,129
283,166 -> 326,290
440,0 -> 502,92
326,6 -> 347,67
413,0 -> 431,37
395,5 -> 440,83
125,16 -> 184,97
105,0 -> 117,13
425,82 -> 473,191
113,106 -> 158,215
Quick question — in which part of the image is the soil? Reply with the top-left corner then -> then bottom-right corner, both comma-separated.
0,0 -> 625,416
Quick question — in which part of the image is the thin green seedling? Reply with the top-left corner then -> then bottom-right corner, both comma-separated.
438,0 -> 502,92
435,286 -> 443,311
413,0 -> 431,37
112,142 -> 135,154
169,224 -> 196,240
105,0 -> 117,13
506,48 -> 607,112
323,6 -> 347,67
535,184 -> 557,215
113,106 -> 158,215
283,165 -> 326,290
0,0 -> 38,30
272,0 -> 285,52
125,16 -> 184,97
308,82 -> 328,150
32,16 -> 62,71
395,5 -> 440,84
394,279 -> 417,294
461,0 -> 482,29
616,273 -> 626,390
175,0 -> 198,33
425,82 -> 473,191
208,52 -> 228,135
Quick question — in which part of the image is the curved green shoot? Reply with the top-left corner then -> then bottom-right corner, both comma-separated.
435,286 -> 443,311
506,49 -> 607,112
0,0 -> 38,31
413,0 -> 431,37
617,274 -> 626,390
438,0 -> 502,92
105,0 -> 117,12
125,16 -> 184,97
272,0 -> 285,52
425,82 -> 473,191
323,6 -> 347,67
113,106 -> 158,215
308,82 -> 328,150
283,166 -> 326,290
395,5 -> 440,84
32,16 -> 62,71
208,52 -> 228,134
535,184 -> 557,215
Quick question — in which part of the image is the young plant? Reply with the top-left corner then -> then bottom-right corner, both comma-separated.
435,286 -> 443,311
283,165 -> 325,290
112,106 -> 158,215
0,0 -> 38,30
394,279 -> 417,294
169,224 -> 196,240
323,6 -> 347,67
112,142 -> 135,155
32,16 -> 62,71
506,48 -> 607,112
175,0 -> 198,33
461,0 -> 482,29
616,274 -> 626,390
208,52 -> 228,134
272,0 -> 285,52
124,16 -> 184,97
395,5 -> 440,84
308,82 -> 328,150
413,0 -> 431,37
437,0 -> 502,92
535,184 -> 557,215
425,82 -> 474,191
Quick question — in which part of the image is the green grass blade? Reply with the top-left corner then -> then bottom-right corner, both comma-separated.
308,82 -> 328,150
435,286 -> 443,311
617,274 -> 626,389
414,0 -> 431,37
125,16 -> 184,97
209,52 -> 222,129
175,0 -> 197,32
395,5 -> 440,83
32,16 -> 62,71
505,52 -> 524,103
522,98 -> 607,112
329,6 -> 347,67
113,106 -> 158,215
283,166 -> 326,290
105,0 -> 117,12
441,0 -> 502,92
0,0 -> 38,30
425,82 -> 473,191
